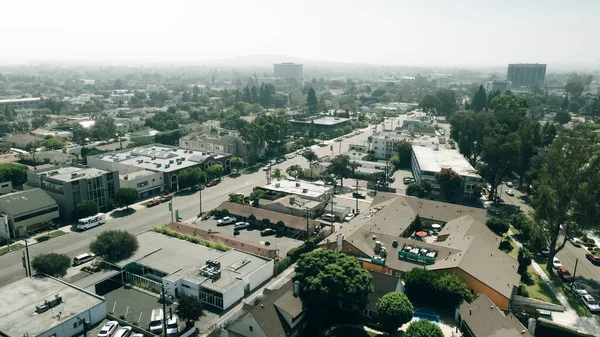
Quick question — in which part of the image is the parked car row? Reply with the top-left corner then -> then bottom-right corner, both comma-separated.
149,308 -> 179,336
97,321 -> 143,337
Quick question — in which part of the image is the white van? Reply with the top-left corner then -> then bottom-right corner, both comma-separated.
149,308 -> 164,334
73,253 -> 95,266
77,213 -> 106,231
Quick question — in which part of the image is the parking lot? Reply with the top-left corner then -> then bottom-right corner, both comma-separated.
390,169 -> 414,194
193,218 -> 303,257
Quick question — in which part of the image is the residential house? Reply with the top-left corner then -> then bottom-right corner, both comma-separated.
179,132 -> 249,158
130,128 -> 159,143
3,133 -> 44,149
457,294 -> 533,337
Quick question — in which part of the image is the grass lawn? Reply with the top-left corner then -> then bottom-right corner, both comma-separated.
326,327 -> 380,337
48,230 -> 66,238
521,266 -> 561,305
0,243 -> 25,256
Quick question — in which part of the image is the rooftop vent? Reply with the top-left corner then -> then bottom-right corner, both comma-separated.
302,188 -> 308,193
295,182 -> 301,187
35,294 -> 62,313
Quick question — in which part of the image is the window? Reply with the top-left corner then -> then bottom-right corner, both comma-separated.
249,326 -> 254,332
14,206 -> 59,223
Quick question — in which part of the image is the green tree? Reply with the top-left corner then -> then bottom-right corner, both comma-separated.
207,163 -> 225,180
115,188 -> 139,209
318,132 -> 328,144
31,253 -> 71,277
230,157 -> 244,173
419,94 -> 441,113
295,250 -> 373,329
0,163 -> 28,186
301,150 -> 319,177
449,110 -> 491,166
472,85 -> 488,112
389,154 -> 400,167
404,320 -> 444,337
72,123 -> 90,146
40,136 -> 65,150
517,247 -> 532,275
406,181 -> 432,198
395,140 -> 412,168
376,292 -> 414,333
74,200 -> 99,219
286,165 -> 303,179
175,293 -> 204,324
555,110 -> 571,125
565,81 -> 584,98
91,117 -> 117,142
90,230 -> 139,262
510,213 -> 533,238
178,167 -> 207,189
326,154 -> 357,187
404,268 -> 471,309
479,128 -> 521,201
435,168 -> 464,201
4,105 -> 14,121
486,217 -> 509,235
436,89 -> 457,118
411,214 -> 423,232
275,220 -> 286,233
306,87 -> 318,113
271,168 -> 286,180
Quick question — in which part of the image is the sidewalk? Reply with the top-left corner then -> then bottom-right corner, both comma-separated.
0,224 -> 73,256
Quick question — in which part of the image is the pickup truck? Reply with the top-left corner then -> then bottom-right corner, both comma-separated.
217,216 -> 237,226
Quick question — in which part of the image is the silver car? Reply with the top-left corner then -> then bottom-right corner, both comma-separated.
581,294 -> 600,313
97,321 -> 119,337
572,282 -> 588,297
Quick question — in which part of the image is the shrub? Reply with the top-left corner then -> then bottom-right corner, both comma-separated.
499,239 -> 514,252
404,269 -> 471,310
274,257 -> 292,275
486,218 -> 509,235
519,286 -> 530,297
31,253 -> 71,277
376,292 -> 414,333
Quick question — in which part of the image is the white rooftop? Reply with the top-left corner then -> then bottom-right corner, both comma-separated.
37,166 -> 112,182
291,116 -> 350,126
412,145 -> 481,178
261,179 -> 333,199
0,276 -> 104,337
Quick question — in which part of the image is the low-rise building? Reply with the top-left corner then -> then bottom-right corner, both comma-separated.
369,129 -> 443,160
290,116 -> 351,131
0,275 -> 107,337
0,188 -> 59,238
26,166 -> 119,219
258,195 -> 324,218
87,144 -> 231,191
129,128 -> 159,143
0,181 -> 12,195
227,276 -> 307,337
119,170 -> 165,198
0,97 -> 41,110
457,294 -> 532,337
112,231 -> 274,311
257,179 -> 333,202
3,133 -> 44,149
179,132 -> 250,158
484,80 -> 513,95
319,194 -> 520,310
411,145 -> 482,200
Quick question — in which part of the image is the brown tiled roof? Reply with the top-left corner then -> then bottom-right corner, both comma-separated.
215,201 -> 319,232
165,222 -> 277,258
459,294 -> 532,337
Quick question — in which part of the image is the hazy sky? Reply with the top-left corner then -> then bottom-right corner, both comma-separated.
3,0 -> 599,67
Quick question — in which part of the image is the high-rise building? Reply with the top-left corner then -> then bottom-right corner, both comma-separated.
273,63 -> 303,81
507,64 -> 546,88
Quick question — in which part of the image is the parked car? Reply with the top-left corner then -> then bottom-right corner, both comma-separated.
403,177 -> 415,184
552,257 -> 562,269
262,165 -> 271,171
505,181 -> 514,188
572,282 -> 589,297
276,157 -> 285,164
202,213 -> 211,220
505,189 -> 515,196
97,321 -> 119,337
113,327 -> 132,337
557,266 -> 573,282
206,180 -> 219,187
160,194 -> 173,203
352,192 -> 366,199
580,294 -> 600,313
586,253 -> 600,265
217,217 -> 237,226
343,213 -> 354,222
569,237 -> 582,247
261,228 -> 277,236
73,253 -> 96,266
234,222 -> 250,230
540,248 -> 550,257
166,316 -> 179,337
147,199 -> 160,207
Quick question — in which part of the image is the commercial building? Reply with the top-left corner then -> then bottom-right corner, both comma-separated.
129,128 -> 159,143
411,145 -> 482,199
86,144 -> 231,191
484,80 -> 512,94
0,275 -> 106,337
179,132 -> 250,158
0,97 -> 41,110
26,166 -> 119,219
507,63 -> 547,88
0,188 -> 59,238
319,194 -> 520,310
257,179 -> 333,202
112,231 -> 273,311
457,294 -> 533,337
119,170 -> 165,198
258,194 -> 325,218
290,116 -> 351,131
2,133 -> 44,149
273,63 -> 303,81
227,275 -> 307,337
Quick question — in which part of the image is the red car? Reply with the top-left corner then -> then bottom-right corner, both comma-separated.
160,194 -> 173,203
147,199 -> 160,207
586,253 -> 600,266
557,266 -> 573,282
206,180 -> 219,187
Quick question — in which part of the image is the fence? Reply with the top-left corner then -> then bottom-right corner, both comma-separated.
125,271 -> 163,293
512,295 -> 564,312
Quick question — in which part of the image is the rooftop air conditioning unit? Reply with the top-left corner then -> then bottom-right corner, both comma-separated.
165,164 -> 170,168
275,183 -> 281,188
169,160 -> 174,164
295,182 -> 301,187
124,175 -> 128,180
302,188 -> 308,193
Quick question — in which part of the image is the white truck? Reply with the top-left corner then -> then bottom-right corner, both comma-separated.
77,213 -> 106,231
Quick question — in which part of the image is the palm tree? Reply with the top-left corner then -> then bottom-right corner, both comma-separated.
301,149 -> 319,178
271,168 -> 286,181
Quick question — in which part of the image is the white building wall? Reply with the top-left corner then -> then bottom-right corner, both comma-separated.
38,301 -> 106,337
244,260 -> 274,291
223,281 -> 245,310
228,314 -> 268,337
120,171 -> 164,195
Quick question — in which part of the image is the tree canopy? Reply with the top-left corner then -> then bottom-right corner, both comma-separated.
40,136 -> 66,150
0,163 -> 28,186
326,154 -> 357,187
115,188 -> 139,209
178,167 -> 207,189
74,200 -> 99,219
207,163 -> 225,180
31,253 -> 71,277
91,117 -> 117,142
376,292 -> 414,333
306,87 -> 318,113
90,230 -> 139,262
435,168 -> 464,201
175,293 -> 204,323
404,268 -> 472,309
404,320 -> 444,337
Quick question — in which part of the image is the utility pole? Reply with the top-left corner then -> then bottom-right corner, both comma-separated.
330,194 -> 335,226
77,317 -> 89,337
338,139 -> 342,154
24,239 -> 31,277
169,201 -> 174,223
198,185 -> 203,215
22,252 -> 29,277
161,286 -> 168,335
571,258 -> 579,289
355,180 -> 359,214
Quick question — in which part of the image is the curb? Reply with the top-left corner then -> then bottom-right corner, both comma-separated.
0,231 -> 73,257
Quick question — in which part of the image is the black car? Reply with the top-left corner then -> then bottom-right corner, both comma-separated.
261,228 -> 277,236
352,192 -> 366,199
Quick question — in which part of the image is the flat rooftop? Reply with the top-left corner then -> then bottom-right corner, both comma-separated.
90,144 -> 228,173
118,232 -> 271,293
260,179 -> 332,199
0,276 -> 104,337
0,97 -> 41,103
412,145 -> 481,178
35,166 -> 111,182
290,116 -> 350,126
